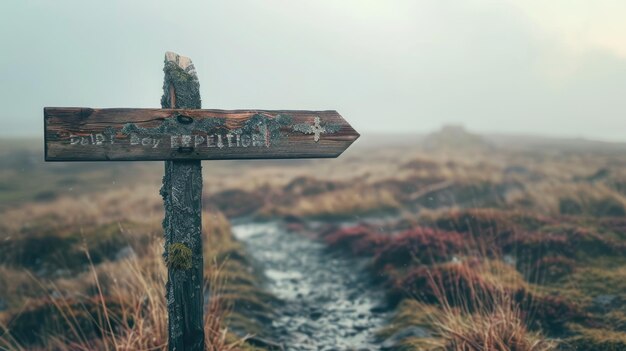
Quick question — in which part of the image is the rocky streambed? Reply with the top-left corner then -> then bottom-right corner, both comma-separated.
232,221 -> 389,351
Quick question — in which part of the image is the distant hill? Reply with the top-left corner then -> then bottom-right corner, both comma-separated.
484,133 -> 626,153
349,128 -> 626,154
422,125 -> 492,151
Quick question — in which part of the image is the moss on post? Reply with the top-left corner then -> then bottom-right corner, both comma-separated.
166,243 -> 193,270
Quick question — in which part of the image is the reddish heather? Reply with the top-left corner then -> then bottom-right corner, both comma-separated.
325,225 -> 469,268
393,262 -> 586,336
323,225 -> 386,256
501,231 -> 573,262
501,226 -> 626,264
599,217 -> 626,233
322,215 -> 603,340
396,262 -> 493,309
424,209 -> 516,237
565,227 -> 626,256
529,256 -> 576,283
372,227 -> 466,269
514,290 -> 586,335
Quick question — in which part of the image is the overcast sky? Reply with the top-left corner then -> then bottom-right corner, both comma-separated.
1,0 -> 625,141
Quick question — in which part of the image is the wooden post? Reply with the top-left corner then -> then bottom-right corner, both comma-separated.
160,52 -> 204,351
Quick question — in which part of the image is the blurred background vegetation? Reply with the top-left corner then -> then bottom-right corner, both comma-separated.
1,128 -> 626,350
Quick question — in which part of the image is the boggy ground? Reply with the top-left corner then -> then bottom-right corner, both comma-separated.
2,129 -> 626,350
232,221 -> 389,351
204,130 -> 626,350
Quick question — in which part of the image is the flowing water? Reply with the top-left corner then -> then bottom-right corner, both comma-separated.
232,221 -> 388,351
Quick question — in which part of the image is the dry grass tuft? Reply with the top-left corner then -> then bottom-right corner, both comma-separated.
435,301 -> 554,351
424,260 -> 556,351
0,240 -> 248,351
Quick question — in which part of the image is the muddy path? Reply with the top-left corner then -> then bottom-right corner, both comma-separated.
232,221 -> 389,351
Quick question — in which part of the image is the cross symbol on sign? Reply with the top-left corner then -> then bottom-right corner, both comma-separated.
310,117 -> 325,142
292,116 -> 342,143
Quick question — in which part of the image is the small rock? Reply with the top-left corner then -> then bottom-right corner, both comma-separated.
370,304 -> 390,314
592,294 -> 622,312
594,294 -> 618,305
309,310 -> 323,320
297,323 -> 317,335
503,255 -> 516,266
354,324 -> 368,332
115,245 -> 136,260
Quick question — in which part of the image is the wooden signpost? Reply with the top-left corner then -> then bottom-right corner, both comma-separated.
44,52 -> 359,351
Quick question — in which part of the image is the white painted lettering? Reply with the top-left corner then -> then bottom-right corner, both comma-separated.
252,133 -> 263,147
241,134 -> 251,147
194,135 -> 205,147
181,135 -> 192,147
226,134 -> 234,147
171,136 -> 179,148
130,134 -> 141,145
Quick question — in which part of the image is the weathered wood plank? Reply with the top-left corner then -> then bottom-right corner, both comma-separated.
44,107 -> 359,161
160,52 -> 204,351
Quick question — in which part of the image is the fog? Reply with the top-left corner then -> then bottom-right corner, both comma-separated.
1,0 -> 625,141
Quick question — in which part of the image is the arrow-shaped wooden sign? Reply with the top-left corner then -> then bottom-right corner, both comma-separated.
44,51 -> 360,350
44,107 -> 359,161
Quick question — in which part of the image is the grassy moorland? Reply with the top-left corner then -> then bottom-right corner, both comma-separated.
1,127 -> 626,350
0,140 -> 272,350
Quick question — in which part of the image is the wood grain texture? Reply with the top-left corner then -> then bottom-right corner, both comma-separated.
44,108 -> 359,161
160,52 -> 204,351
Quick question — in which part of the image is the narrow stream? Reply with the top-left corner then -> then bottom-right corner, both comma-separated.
232,221 -> 388,351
